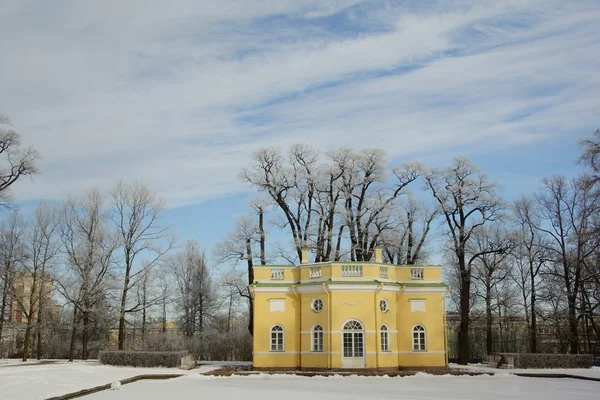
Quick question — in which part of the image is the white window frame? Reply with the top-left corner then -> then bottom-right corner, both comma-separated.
379,298 -> 389,313
270,325 -> 284,352
380,325 -> 390,352
312,298 -> 324,313
312,325 -> 324,352
412,324 -> 426,351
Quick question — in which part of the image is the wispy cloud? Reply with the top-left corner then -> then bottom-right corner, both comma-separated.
1,0 -> 598,207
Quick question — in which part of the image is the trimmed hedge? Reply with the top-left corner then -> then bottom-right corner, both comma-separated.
490,353 -> 594,369
99,350 -> 192,368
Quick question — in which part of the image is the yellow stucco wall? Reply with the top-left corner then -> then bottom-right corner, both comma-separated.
252,260 -> 448,370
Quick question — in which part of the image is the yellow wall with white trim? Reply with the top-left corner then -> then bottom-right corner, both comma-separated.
252,261 -> 448,370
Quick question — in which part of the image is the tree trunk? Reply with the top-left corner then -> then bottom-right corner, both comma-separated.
36,277 -> 46,360
530,272 -> 537,353
334,225 -> 344,261
406,212 -> 414,264
82,311 -> 89,360
458,252 -> 471,365
0,263 -> 11,340
141,287 -> 147,344
259,208 -> 266,265
22,325 -> 32,362
118,253 -> 132,350
246,239 -> 254,336
22,273 -> 39,362
162,290 -> 167,334
68,310 -> 78,362
485,280 -> 492,355
567,294 -> 579,354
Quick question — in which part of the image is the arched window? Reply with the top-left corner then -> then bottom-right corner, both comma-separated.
412,325 -> 426,351
380,325 -> 389,352
343,320 -> 363,330
312,325 -> 324,352
270,325 -> 284,352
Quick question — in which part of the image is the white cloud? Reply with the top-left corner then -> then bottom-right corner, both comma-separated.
1,0 -> 598,207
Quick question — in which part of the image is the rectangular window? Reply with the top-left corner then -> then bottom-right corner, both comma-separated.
381,331 -> 389,352
410,268 -> 424,280
341,265 -> 363,277
271,327 -> 284,351
312,330 -> 323,352
271,268 -> 284,280
412,327 -> 426,351
343,333 -> 353,357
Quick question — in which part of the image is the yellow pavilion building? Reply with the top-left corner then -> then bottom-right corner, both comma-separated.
250,248 -> 449,371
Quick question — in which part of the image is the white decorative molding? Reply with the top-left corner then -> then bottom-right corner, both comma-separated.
253,287 -> 294,294
255,350 -> 433,355
271,268 -> 285,280
397,350 -> 446,354
309,266 -> 322,278
341,297 -> 364,306
296,286 -> 327,294
269,298 -> 285,312
401,287 -> 447,293
410,299 -> 426,312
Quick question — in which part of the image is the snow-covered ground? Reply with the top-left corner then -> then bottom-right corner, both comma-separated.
86,372 -> 599,400
450,363 -> 600,379
1,360 -> 599,400
0,359 -> 219,400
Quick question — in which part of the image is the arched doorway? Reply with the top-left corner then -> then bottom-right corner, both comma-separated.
342,319 -> 365,368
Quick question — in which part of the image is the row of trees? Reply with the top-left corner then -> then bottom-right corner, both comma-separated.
0,114 -> 251,361
2,111 -> 599,364
224,129 -> 600,364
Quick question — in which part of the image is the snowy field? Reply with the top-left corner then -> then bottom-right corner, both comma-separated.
0,360 -> 599,400
0,360 -> 219,400
86,372 -> 600,400
450,363 -> 600,379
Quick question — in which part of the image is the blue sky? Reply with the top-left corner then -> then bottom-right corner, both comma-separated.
1,0 -> 599,265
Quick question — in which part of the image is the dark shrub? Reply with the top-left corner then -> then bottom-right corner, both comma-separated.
98,350 -> 192,368
490,353 -> 594,369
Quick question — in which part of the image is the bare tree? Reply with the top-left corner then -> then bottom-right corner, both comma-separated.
512,196 -> 548,353
533,176 -> 600,354
169,239 -> 216,342
579,128 -> 600,178
380,196 -> 437,265
214,214 -> 259,335
425,157 -> 504,364
58,188 -> 117,360
110,180 -> 173,350
0,210 -> 28,345
239,145 -> 319,263
328,148 -> 422,261
470,225 -> 514,354
0,115 -> 39,205
18,203 -> 60,361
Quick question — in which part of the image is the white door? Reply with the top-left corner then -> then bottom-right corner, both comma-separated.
342,320 -> 365,368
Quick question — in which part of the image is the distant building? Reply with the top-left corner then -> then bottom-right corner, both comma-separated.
7,271 -> 61,323
250,248 -> 449,370
106,318 -> 182,348
0,271 -> 61,357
